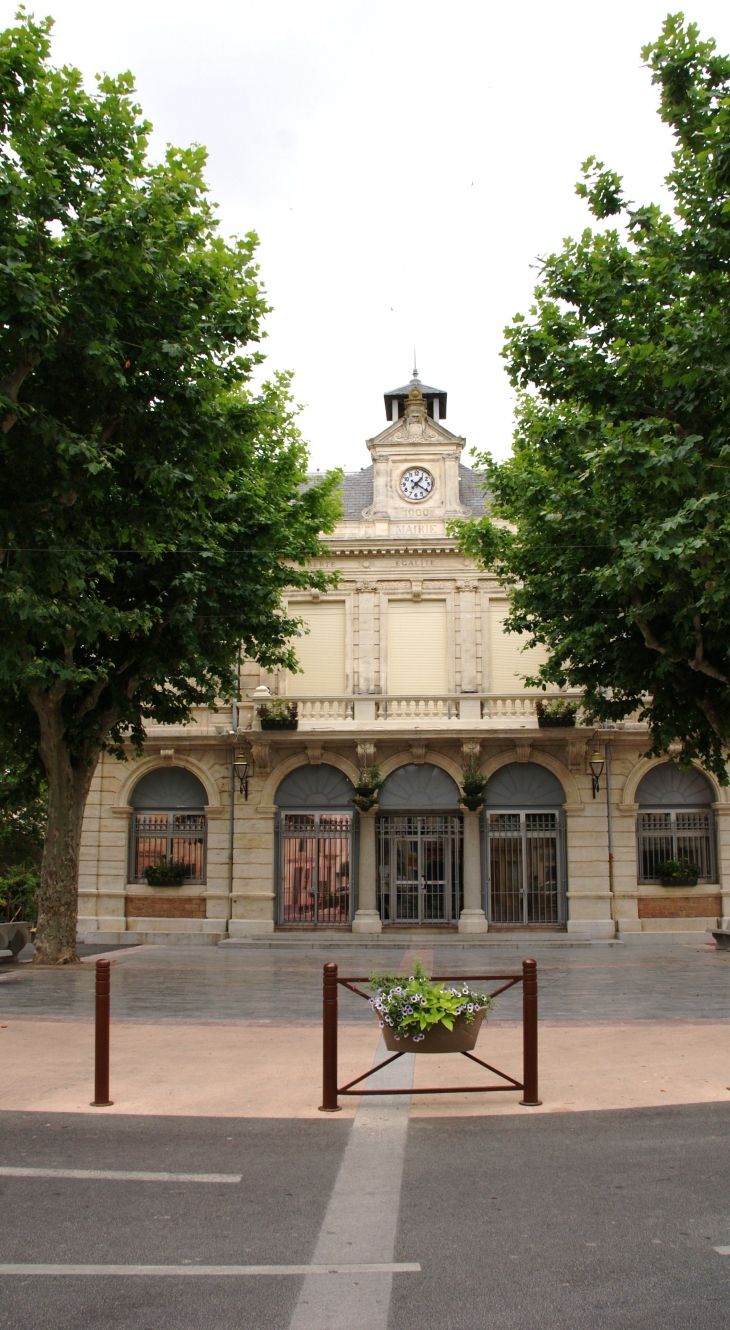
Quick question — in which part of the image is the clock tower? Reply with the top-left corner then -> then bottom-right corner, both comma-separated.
358,368 -> 472,536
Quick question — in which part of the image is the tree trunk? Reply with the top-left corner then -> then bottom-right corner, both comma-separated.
29,689 -> 99,965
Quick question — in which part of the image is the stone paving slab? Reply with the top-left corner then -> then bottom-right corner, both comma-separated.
1,939 -> 729,1025
0,1017 -> 728,1120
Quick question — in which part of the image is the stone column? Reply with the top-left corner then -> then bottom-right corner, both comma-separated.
458,808 -> 488,933
352,807 -> 382,933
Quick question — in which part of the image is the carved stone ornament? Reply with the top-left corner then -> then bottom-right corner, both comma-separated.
404,386 -> 429,441
306,743 -> 324,765
461,740 -> 481,768
357,741 -> 376,772
514,740 -> 532,764
249,741 -> 271,777
566,739 -> 587,774
410,743 -> 427,765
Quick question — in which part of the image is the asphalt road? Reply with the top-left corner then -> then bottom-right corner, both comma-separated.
1,1103 -> 728,1329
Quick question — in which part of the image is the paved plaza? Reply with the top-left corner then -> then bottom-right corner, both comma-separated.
0,938 -> 729,1328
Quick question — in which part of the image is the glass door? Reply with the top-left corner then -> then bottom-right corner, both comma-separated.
488,811 -> 564,924
280,812 -> 352,925
378,815 -> 462,924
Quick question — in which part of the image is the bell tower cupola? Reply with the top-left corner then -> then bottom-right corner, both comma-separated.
383,362 -> 447,423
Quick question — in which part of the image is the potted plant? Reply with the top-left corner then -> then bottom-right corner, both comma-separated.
658,858 -> 700,887
460,757 -> 487,812
368,960 -> 493,1053
145,856 -> 188,887
536,698 -> 578,728
351,765 -> 384,813
258,699 -> 298,731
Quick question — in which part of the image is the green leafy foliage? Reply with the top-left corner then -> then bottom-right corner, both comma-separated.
368,959 -> 492,1040
453,14 -> 730,782
351,765 -> 384,812
0,13 -> 341,960
460,758 -> 487,811
257,700 -> 299,730
144,857 -> 188,886
535,699 -> 577,727
0,862 -> 39,922
658,857 -> 700,884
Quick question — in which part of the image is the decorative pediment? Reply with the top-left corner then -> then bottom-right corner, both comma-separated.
367,387 -> 462,451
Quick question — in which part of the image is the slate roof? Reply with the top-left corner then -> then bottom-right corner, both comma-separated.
384,381 -> 446,398
316,464 -> 489,521
341,467 -> 374,518
458,464 -> 490,517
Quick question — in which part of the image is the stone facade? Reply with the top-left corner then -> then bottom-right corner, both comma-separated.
77,374 -> 730,944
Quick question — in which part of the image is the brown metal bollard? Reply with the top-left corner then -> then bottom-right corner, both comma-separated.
319,962 -> 341,1112
91,958 -> 113,1107
519,958 -> 542,1106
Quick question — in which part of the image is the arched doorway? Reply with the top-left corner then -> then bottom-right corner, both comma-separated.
275,764 -> 356,926
636,763 -> 715,883
484,763 -> 566,925
377,763 -> 462,925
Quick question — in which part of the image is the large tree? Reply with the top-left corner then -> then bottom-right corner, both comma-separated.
0,14 -> 341,962
456,13 -> 730,783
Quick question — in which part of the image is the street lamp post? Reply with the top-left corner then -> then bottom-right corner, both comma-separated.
589,751 -> 605,799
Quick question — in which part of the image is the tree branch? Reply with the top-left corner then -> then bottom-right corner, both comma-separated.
1,354 -> 40,432
632,593 -> 728,683
689,614 -> 728,683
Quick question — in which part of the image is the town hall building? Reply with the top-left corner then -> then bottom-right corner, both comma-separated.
77,372 -> 730,944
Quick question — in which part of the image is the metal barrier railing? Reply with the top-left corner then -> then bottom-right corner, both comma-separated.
319,959 -> 541,1112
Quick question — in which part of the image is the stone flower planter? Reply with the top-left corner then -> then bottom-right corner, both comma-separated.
382,1009 -> 486,1054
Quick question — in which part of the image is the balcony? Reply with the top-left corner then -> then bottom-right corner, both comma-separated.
253,693 -> 589,731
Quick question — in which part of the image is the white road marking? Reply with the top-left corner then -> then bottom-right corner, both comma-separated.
0,1263 -> 420,1277
714,1246 -> 730,1255
288,1036 -> 416,1330
0,1167 -> 241,1184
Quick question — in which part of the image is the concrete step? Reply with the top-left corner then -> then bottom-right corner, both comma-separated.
84,930 -> 226,948
219,931 -> 595,948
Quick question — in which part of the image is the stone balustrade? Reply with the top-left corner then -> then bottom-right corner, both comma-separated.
273,692 -> 588,728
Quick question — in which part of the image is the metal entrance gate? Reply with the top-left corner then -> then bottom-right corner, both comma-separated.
377,815 -> 463,924
487,811 -> 565,924
280,813 -> 352,925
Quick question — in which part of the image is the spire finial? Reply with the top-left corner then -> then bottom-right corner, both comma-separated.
412,350 -> 419,381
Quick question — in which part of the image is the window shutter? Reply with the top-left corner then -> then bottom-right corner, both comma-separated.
488,601 -> 548,692
388,601 -> 447,693
289,602 -> 346,695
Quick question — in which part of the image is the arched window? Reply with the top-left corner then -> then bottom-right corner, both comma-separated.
130,767 -> 208,884
276,764 -> 355,926
484,762 -> 567,925
636,764 -> 715,883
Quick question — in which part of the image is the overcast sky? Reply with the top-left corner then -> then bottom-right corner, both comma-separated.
9,1 -> 730,471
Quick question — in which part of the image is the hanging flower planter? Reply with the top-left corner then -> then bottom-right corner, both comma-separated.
350,764 -> 384,813
369,961 -> 492,1055
459,757 -> 487,813
382,1009 -> 487,1053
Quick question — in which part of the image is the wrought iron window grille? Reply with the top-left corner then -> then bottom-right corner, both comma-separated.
131,811 -> 207,884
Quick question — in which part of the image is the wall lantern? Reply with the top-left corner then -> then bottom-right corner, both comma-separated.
589,751 -> 605,799
233,752 -> 250,800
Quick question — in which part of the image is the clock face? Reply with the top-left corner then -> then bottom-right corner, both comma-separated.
400,468 -> 434,501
